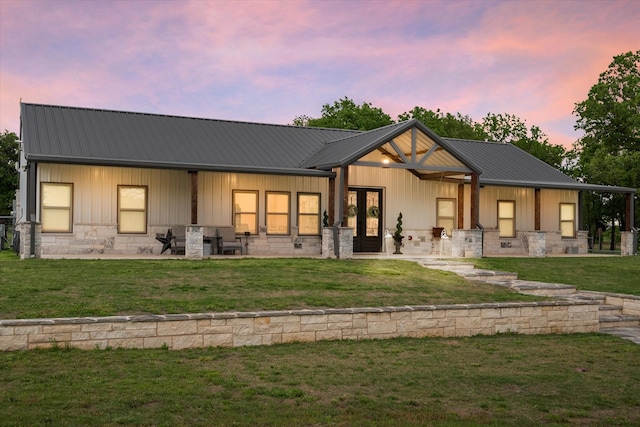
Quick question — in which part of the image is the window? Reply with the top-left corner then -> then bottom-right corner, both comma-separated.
118,186 -> 147,234
233,190 -> 258,234
560,203 -> 576,238
498,200 -> 515,238
41,183 -> 73,232
298,193 -> 321,235
266,192 -> 290,235
436,198 -> 456,235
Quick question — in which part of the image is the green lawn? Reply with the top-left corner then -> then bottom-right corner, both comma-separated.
0,253 -> 537,319
474,256 -> 640,295
1,334 -> 638,426
2,253 -> 639,425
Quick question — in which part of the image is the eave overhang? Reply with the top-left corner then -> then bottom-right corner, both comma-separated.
24,154 -> 337,178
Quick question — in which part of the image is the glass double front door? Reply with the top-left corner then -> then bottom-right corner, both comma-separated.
347,188 -> 383,252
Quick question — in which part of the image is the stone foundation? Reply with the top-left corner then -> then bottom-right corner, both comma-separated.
0,300 -> 600,351
483,230 -> 589,257
621,231 -> 637,256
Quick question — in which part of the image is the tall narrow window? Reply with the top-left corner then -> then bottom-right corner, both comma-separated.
498,200 -> 516,238
437,198 -> 456,235
266,192 -> 290,235
560,203 -> 576,238
118,185 -> 147,234
233,190 -> 258,234
41,183 -> 73,232
298,193 -> 320,235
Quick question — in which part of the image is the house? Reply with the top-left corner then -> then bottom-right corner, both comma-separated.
14,103 -> 637,259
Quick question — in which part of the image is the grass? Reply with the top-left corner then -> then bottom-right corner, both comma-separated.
474,257 -> 640,295
0,252 -> 537,319
2,253 -> 639,425
1,333 -> 639,426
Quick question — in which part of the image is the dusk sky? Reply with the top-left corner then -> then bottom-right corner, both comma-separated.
1,0 -> 638,149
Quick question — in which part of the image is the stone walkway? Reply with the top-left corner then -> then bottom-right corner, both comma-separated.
421,259 -> 640,345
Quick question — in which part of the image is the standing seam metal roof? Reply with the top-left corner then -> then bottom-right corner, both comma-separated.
20,103 -> 635,193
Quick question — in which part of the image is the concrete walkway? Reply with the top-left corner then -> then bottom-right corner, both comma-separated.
420,259 -> 640,346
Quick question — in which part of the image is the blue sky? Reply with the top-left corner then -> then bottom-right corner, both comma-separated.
1,0 -> 638,148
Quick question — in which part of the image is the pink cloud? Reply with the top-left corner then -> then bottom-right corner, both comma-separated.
1,0 -> 638,150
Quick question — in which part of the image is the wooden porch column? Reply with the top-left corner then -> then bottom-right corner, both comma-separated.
626,192 -> 634,231
340,166 -> 349,226
457,183 -> 464,229
328,176 -> 335,226
534,188 -> 541,231
470,173 -> 479,229
578,191 -> 584,231
189,171 -> 198,225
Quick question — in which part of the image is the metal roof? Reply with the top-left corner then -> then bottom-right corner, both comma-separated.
20,103 -> 358,177
20,103 -> 634,194
444,138 -> 636,193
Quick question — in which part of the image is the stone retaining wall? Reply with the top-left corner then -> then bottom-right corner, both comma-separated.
603,292 -> 640,316
0,301 -> 600,351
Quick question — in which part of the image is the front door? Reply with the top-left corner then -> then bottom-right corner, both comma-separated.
347,188 -> 383,252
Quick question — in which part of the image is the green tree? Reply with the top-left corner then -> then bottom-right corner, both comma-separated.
293,97 -> 393,131
572,50 -> 640,242
481,113 -> 567,170
0,130 -> 19,215
397,107 -> 487,140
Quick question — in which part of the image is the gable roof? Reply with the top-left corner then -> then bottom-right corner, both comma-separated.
301,119 -> 482,175
20,103 -> 634,194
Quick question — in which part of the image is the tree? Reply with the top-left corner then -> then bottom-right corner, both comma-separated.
292,97 -> 393,131
0,130 -> 19,215
572,50 -> 640,246
481,113 -> 567,170
397,107 -> 487,140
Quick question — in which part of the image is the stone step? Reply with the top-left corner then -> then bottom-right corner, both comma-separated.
561,292 -> 607,302
599,314 -> 640,329
455,269 -> 519,282
599,304 -> 624,316
508,280 -> 576,297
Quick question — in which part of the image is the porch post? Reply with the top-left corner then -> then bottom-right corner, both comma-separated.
457,183 -> 464,229
625,192 -> 634,231
578,191 -> 584,231
534,188 -> 541,231
328,176 -> 335,226
27,161 -> 38,258
340,166 -> 349,226
189,171 -> 198,225
470,173 -> 479,229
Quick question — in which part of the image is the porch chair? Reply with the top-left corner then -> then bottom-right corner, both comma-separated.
171,227 -> 186,255
216,226 -> 243,255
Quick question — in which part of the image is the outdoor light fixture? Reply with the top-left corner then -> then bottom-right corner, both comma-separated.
381,153 -> 391,167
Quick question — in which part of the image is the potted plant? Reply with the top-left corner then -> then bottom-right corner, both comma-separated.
393,212 -> 404,254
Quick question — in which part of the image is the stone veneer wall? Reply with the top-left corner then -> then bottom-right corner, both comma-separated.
29,224 -> 325,258
621,231 -> 637,256
483,230 -> 589,257
321,227 -> 353,259
0,301 -> 600,351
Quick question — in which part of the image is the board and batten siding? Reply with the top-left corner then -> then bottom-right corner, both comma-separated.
540,189 -> 579,232
198,172 -> 329,227
37,164 -> 191,226
348,164 -> 460,232
478,186 -> 578,232
37,164 -> 329,230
